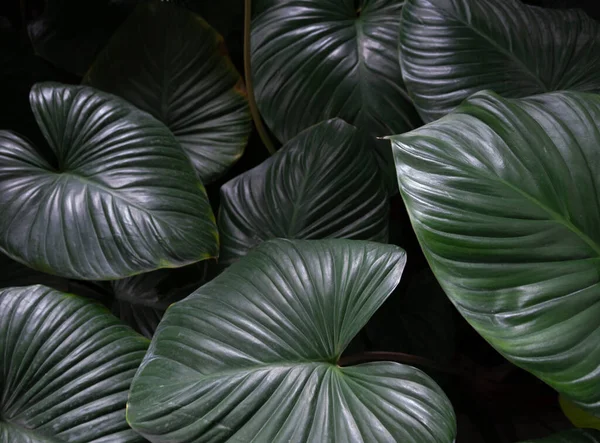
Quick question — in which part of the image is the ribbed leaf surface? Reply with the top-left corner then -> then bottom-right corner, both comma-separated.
0,285 -> 148,442
0,83 -> 218,280
85,1 -> 251,184
218,119 -> 389,265
399,0 -> 600,122
391,91 -> 600,415
127,239 -> 456,442
251,0 -> 421,177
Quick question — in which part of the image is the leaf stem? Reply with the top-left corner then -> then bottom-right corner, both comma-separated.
244,0 -> 276,156
338,351 -> 463,376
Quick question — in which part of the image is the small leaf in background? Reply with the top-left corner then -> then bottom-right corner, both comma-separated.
399,0 -> 600,122
84,1 -> 251,184
366,268 -> 456,364
0,82 -> 218,280
218,118 -> 389,265
127,239 -> 457,442
391,90 -> 600,415
0,285 -> 148,442
28,0 -> 138,76
251,0 -> 422,184
520,428 -> 600,442
560,396 -> 600,431
112,263 -> 209,338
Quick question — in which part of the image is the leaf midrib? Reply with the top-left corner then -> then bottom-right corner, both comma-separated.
57,173 -> 191,237
398,138 -> 600,257
433,0 -> 549,92
500,177 -> 600,257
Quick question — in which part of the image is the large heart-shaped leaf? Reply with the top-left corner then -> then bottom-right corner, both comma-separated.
0,285 -> 148,442
399,0 -> 600,122
127,239 -> 456,442
521,429 -> 600,443
218,119 -> 389,265
84,1 -> 251,184
251,0 -> 422,177
390,90 -> 600,415
112,263 -> 208,338
0,82 -> 218,280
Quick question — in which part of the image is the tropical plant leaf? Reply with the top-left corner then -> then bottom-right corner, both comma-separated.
218,119 -> 389,265
112,263 -> 208,338
560,396 -> 600,431
0,82 -> 218,280
0,285 -> 148,442
390,90 -> 600,415
28,0 -> 137,76
127,239 -> 457,442
251,0 -> 422,182
520,428 -> 600,443
399,0 -> 600,122
84,1 -> 251,184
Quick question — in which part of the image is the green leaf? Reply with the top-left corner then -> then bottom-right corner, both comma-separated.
28,0 -> 137,76
399,0 -> 600,122
251,0 -> 422,182
218,119 -> 389,265
0,82 -> 218,281
0,285 -> 148,442
390,90 -> 600,415
520,428 -> 600,443
84,1 -> 251,184
560,395 -> 600,431
127,239 -> 456,442
112,263 -> 208,338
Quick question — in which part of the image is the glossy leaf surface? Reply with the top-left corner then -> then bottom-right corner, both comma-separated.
521,428 -> 600,443
400,0 -> 600,122
391,91 -> 600,414
0,83 -> 218,280
127,239 -> 456,442
251,0 -> 421,172
218,119 -> 389,265
85,1 -> 251,184
0,285 -> 148,442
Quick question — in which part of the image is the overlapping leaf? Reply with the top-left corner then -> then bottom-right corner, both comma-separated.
0,285 -> 148,442
399,0 -> 600,122
112,263 -> 208,338
218,119 -> 389,265
0,82 -> 218,280
127,239 -> 456,442
391,90 -> 600,415
251,0 -> 421,179
85,1 -> 251,184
